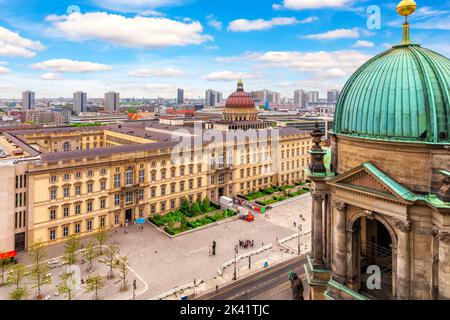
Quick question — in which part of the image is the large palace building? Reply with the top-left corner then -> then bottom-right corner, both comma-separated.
305,1 -> 450,300
0,80 -> 312,254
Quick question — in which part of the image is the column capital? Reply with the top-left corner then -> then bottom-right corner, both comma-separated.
364,210 -> 374,220
312,193 -> 325,202
392,218 -> 411,233
332,200 -> 346,211
437,231 -> 450,245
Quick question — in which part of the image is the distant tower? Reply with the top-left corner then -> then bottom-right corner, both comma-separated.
22,91 -> 35,110
177,88 -> 184,105
73,91 -> 87,115
104,91 -> 120,112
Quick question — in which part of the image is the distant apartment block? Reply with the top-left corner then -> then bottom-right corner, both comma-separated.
22,91 -> 35,110
104,91 -> 120,112
73,91 -> 87,115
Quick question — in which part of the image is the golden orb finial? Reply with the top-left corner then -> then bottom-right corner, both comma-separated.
396,0 -> 417,17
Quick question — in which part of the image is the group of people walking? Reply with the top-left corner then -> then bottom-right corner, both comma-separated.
239,239 -> 254,249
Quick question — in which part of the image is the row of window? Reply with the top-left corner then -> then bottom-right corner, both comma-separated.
15,211 -> 26,229
280,159 -> 308,172
50,181 -> 107,200
49,198 -> 107,220
50,168 -> 108,183
149,193 -> 204,214
49,216 -> 106,240
15,192 -> 27,208
281,147 -> 310,159
15,175 -> 26,189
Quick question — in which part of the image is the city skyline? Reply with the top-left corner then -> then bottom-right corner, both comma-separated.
0,0 -> 449,98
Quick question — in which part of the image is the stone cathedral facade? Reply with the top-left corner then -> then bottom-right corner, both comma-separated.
304,1 -> 450,300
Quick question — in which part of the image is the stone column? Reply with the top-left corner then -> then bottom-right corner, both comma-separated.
436,230 -> 450,300
346,224 -> 361,290
326,195 -> 332,268
332,200 -> 347,283
393,219 -> 411,300
312,193 -> 325,266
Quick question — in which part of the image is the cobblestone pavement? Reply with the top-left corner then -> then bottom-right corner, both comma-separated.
1,193 -> 312,300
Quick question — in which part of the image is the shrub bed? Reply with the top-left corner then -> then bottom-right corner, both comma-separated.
163,209 -> 237,235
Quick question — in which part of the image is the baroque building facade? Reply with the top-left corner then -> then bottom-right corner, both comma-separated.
0,81 -> 312,254
305,1 -> 450,300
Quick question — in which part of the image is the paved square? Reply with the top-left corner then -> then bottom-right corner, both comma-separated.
1,194 -> 312,300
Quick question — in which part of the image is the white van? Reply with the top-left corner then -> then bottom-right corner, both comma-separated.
219,196 -> 234,209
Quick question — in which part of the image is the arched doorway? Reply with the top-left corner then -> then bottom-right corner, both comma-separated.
349,214 -> 396,300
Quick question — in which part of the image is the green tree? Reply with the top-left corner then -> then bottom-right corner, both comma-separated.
115,256 -> 129,292
180,215 -> 188,229
62,235 -> 80,269
95,227 -> 109,255
191,201 -> 201,216
85,274 -> 105,300
9,287 -> 28,300
83,241 -> 97,272
7,263 -> 28,300
29,242 -> 51,300
167,216 -> 175,229
6,263 -> 27,290
201,197 -> 210,213
99,244 -> 119,279
0,258 -> 13,286
180,197 -> 190,215
57,271 -> 77,300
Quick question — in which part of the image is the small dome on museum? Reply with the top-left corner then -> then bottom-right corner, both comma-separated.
334,2 -> 450,144
225,79 -> 255,109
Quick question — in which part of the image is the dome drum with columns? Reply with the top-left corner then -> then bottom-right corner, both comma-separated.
304,0 -> 450,301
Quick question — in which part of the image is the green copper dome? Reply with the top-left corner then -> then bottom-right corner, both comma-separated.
334,43 -> 450,143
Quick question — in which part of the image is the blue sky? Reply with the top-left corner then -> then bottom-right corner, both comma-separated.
0,0 -> 449,99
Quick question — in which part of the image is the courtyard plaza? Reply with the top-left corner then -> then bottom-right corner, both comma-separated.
1,193 -> 311,300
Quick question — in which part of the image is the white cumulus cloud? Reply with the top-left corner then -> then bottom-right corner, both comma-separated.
47,12 -> 212,48
353,40 -> 374,48
273,0 -> 351,10
40,72 -> 64,80
228,16 -> 317,32
92,0 -> 183,13
0,66 -> 10,74
203,71 -> 262,82
128,67 -> 185,78
303,28 -> 360,40
206,15 -> 223,31
31,59 -> 112,73
254,50 -> 370,78
0,26 -> 46,58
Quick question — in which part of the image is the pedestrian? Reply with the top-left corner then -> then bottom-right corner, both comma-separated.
293,221 -> 297,228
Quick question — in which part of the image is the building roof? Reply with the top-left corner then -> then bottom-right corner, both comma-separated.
334,23 -> 450,144
225,80 -> 255,109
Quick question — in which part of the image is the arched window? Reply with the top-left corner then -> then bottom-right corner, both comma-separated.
125,168 -> 134,186
63,142 -> 70,152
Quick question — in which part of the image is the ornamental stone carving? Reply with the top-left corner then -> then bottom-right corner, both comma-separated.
392,218 -> 412,233
437,231 -> 450,245
432,226 -> 440,238
332,200 -> 346,211
364,210 -> 374,220
312,193 -> 325,202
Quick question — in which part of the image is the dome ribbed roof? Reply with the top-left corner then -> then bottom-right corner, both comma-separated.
334,44 -> 450,143
225,80 -> 255,109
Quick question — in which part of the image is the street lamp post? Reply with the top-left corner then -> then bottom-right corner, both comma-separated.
233,245 -> 238,280
297,224 -> 302,255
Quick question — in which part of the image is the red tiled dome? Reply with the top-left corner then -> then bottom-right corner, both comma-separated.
225,79 -> 255,109
226,91 -> 255,109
